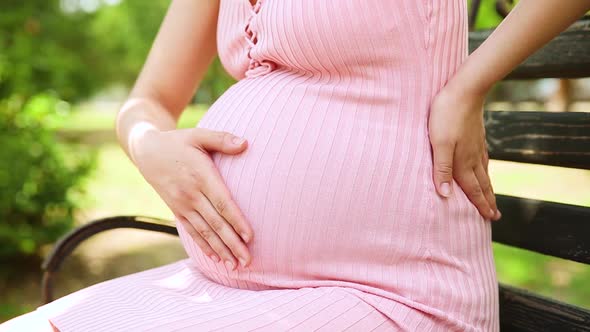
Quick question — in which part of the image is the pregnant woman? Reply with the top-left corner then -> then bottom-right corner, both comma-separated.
4,0 -> 590,331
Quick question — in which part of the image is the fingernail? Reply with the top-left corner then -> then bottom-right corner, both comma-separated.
240,232 -> 250,243
224,260 -> 236,271
209,254 -> 220,263
489,209 -> 495,218
495,209 -> 502,220
440,182 -> 451,197
232,136 -> 245,145
239,257 -> 248,268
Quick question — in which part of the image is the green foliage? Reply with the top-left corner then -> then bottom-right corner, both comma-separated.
471,0 -> 506,30
197,58 -> 236,103
87,0 -> 170,89
89,0 -> 235,103
0,94 -> 95,268
0,0 -> 235,104
0,0 -> 105,101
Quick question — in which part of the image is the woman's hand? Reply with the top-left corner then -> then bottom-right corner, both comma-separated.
425,0 -> 590,223
132,127 -> 254,270
428,85 -> 502,221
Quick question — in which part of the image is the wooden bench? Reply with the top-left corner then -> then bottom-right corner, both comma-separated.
41,7 -> 590,332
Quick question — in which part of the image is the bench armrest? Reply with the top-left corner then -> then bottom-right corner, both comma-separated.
41,216 -> 178,304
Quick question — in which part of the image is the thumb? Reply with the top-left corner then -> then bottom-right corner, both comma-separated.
189,128 -> 247,154
432,140 -> 454,198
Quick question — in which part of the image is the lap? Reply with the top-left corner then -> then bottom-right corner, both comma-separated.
29,259 -> 398,331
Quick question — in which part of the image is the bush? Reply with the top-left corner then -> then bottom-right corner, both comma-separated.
0,94 -> 95,273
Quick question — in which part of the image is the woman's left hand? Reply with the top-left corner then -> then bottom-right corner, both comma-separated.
428,84 -> 502,221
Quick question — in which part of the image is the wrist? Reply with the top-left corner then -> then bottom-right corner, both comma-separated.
441,69 -> 489,111
448,49 -> 502,99
128,123 -> 163,165
116,98 -> 172,166
432,75 -> 488,120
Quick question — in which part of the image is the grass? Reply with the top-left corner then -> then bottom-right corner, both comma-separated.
493,243 -> 590,307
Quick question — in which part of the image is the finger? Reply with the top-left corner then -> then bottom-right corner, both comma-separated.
474,163 -> 499,220
432,139 -> 455,197
480,143 -> 502,220
195,191 -> 251,268
482,140 -> 490,172
200,163 -> 254,244
185,128 -> 247,154
176,215 -> 219,262
457,169 -> 495,220
185,210 -> 239,271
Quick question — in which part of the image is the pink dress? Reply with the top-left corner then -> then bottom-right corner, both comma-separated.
36,0 -> 499,330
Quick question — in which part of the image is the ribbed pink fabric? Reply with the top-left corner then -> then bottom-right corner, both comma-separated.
36,0 -> 499,331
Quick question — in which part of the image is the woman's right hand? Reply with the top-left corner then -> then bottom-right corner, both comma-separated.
131,127 -> 253,271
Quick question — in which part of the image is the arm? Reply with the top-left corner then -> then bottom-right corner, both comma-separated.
114,0 -> 254,270
429,0 -> 590,221
116,0 -> 219,163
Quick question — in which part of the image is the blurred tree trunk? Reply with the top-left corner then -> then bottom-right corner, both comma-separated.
546,80 -> 573,112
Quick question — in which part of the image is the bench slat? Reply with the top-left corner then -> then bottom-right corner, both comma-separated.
470,19 -> 590,79
498,283 -> 590,332
484,110 -> 590,170
492,195 -> 590,264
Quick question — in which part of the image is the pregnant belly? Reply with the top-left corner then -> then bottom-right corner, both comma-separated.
177,70 -> 446,289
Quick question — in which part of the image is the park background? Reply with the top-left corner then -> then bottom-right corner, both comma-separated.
1,0 -> 589,322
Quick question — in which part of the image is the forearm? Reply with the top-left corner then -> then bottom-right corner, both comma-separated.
449,0 -> 590,96
115,0 -> 219,164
